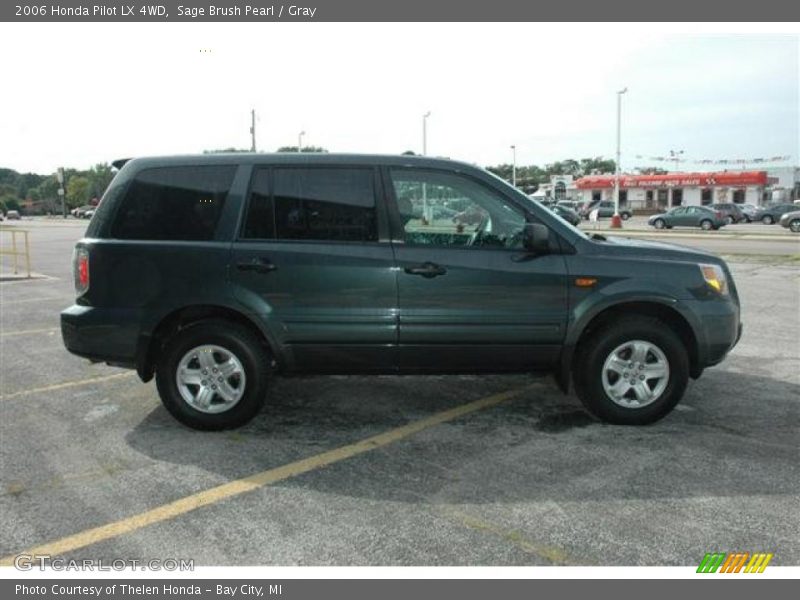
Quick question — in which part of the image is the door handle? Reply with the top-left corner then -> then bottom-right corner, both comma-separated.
236,258 -> 278,274
404,262 -> 447,278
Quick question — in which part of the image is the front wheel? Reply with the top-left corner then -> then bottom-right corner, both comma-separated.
156,319 -> 270,430
573,317 -> 689,425
621,212 -> 631,221
790,219 -> 800,233
653,219 -> 666,229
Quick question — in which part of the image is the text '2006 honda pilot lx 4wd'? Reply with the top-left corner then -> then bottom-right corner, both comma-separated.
61,154 -> 742,430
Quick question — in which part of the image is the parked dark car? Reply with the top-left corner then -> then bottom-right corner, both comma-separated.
580,200 -> 632,221
711,203 -> 745,225
61,154 -> 741,430
648,206 -> 727,230
779,210 -> 800,232
550,204 -> 581,226
753,203 -> 797,224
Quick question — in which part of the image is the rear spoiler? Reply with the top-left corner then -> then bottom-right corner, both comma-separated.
111,158 -> 132,170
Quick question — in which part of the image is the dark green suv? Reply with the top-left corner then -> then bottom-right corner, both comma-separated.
61,154 -> 742,430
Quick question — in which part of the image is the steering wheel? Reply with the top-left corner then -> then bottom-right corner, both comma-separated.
467,215 -> 489,247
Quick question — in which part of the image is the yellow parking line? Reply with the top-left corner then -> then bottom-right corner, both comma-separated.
0,327 -> 59,338
0,372 -> 136,401
0,385 -> 532,565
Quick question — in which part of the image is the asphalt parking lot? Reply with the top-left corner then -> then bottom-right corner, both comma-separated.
0,219 -> 798,566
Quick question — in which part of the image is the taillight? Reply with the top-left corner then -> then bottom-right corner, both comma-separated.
73,246 -> 90,295
716,211 -> 723,219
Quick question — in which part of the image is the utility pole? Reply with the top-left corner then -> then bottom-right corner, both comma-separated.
56,168 -> 66,219
250,109 -> 256,152
612,87 -> 628,229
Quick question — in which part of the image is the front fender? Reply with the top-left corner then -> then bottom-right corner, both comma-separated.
555,283 -> 702,393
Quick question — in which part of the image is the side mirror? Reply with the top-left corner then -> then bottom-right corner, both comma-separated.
523,223 -> 550,253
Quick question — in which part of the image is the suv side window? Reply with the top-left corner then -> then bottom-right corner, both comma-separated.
243,167 -> 378,242
111,165 -> 235,240
389,169 -> 526,249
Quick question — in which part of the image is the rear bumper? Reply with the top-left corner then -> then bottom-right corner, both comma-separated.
60,304 -> 142,368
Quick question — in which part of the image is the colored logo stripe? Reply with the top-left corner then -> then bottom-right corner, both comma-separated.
697,553 -> 726,573
745,553 -> 773,573
697,552 -> 773,573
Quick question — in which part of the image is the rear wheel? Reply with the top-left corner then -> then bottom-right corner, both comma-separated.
700,219 -> 713,230
653,219 -> 666,229
762,215 -> 774,225
621,212 -> 631,221
156,319 -> 270,430
725,215 -> 734,225
573,316 -> 689,425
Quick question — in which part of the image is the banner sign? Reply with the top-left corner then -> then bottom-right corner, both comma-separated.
575,171 -> 769,190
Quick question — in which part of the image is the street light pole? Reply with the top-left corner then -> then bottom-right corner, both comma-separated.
298,131 -> 305,153
668,150 -> 684,209
669,149 -> 684,173
422,111 -> 431,155
612,87 -> 628,229
250,109 -> 256,152
510,145 -> 517,187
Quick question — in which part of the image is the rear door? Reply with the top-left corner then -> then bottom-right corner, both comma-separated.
230,165 -> 397,372
385,167 -> 569,372
669,206 -> 690,226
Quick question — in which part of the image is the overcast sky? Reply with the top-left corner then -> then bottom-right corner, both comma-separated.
0,24 -> 797,174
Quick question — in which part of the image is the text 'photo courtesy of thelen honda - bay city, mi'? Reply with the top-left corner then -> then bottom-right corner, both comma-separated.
60,154 -> 742,431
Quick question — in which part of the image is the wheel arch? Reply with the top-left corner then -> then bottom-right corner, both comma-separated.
136,304 -> 280,382
555,299 -> 700,393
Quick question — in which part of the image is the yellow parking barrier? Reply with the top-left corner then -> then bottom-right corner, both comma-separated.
0,227 -> 32,278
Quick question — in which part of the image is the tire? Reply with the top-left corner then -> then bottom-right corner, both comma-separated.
573,316 -> 689,425
700,219 -> 713,230
155,319 -> 270,430
725,215 -> 734,225
762,215 -> 774,225
621,212 -> 631,221
790,219 -> 800,233
653,219 -> 666,229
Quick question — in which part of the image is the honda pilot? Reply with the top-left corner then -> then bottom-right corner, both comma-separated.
61,154 -> 742,430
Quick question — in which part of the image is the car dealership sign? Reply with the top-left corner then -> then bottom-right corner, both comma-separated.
575,171 -> 768,189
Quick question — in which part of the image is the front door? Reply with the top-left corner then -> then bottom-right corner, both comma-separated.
385,167 -> 569,372
231,165 -> 397,372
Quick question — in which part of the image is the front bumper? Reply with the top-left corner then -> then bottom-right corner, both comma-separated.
690,299 -> 742,368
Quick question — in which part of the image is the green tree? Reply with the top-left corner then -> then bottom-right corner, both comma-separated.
0,194 -> 20,212
66,176 -> 91,209
86,163 -> 114,199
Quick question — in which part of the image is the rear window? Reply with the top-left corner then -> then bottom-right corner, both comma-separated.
110,165 -> 236,240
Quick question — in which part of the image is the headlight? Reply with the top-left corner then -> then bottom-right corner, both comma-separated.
699,263 -> 728,295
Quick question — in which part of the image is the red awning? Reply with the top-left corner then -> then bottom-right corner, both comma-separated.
575,171 -> 768,190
